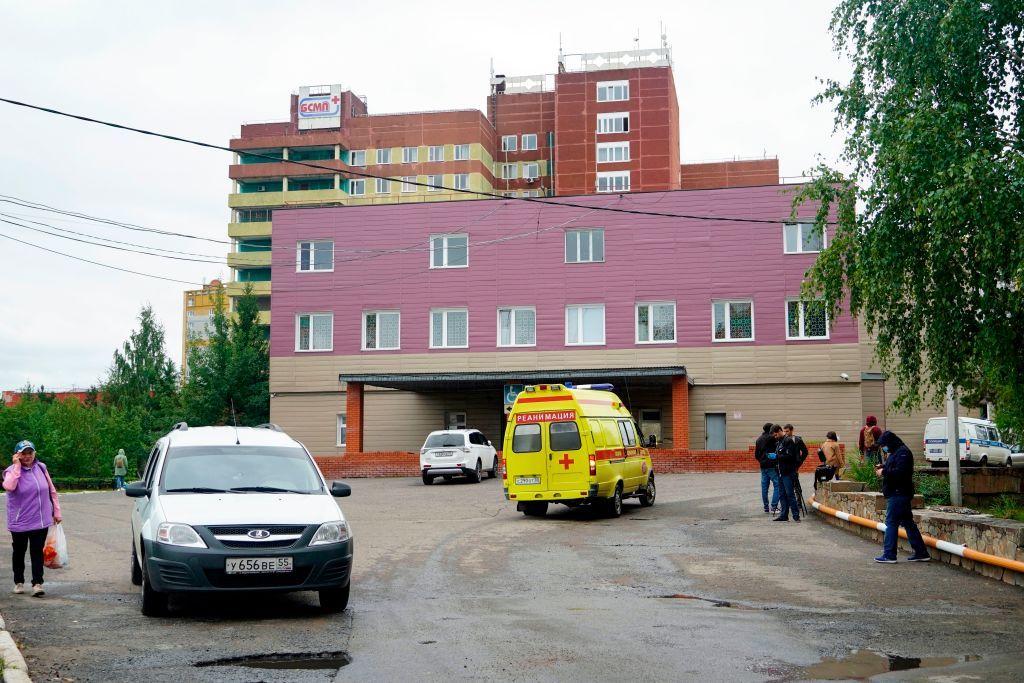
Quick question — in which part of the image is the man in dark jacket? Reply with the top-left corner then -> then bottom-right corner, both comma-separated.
772,426 -> 801,522
754,422 -> 781,514
873,431 -> 931,563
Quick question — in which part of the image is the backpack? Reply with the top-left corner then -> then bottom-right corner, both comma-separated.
863,426 -> 878,451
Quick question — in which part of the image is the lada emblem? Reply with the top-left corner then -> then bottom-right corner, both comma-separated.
247,529 -> 271,539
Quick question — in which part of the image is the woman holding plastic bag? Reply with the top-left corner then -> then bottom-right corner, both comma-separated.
4,440 -> 62,597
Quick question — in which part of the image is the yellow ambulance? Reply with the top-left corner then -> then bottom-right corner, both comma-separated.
502,383 -> 656,517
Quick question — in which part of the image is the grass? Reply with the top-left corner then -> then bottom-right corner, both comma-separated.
914,473 -> 951,506
844,454 -> 880,490
985,495 -> 1024,522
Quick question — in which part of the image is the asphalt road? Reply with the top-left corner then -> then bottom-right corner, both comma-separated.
1,473 -> 1023,682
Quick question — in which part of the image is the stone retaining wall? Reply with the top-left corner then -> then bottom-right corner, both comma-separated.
917,467 -> 1024,506
813,481 -> 1024,587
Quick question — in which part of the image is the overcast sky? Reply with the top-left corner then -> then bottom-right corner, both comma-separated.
0,0 -> 848,391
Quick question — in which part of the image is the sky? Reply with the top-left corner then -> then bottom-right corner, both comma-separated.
0,0 -> 849,391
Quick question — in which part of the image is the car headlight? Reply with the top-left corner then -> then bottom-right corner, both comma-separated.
156,523 -> 207,548
310,521 -> 351,546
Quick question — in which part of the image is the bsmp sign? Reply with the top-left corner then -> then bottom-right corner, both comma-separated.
298,85 -> 343,130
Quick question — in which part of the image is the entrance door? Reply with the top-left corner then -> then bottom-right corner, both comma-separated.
705,413 -> 726,450
639,409 -> 662,446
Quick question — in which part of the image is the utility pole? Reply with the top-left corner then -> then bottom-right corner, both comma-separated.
946,384 -> 962,506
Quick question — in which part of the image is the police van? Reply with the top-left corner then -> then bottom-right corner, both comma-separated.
502,383 -> 655,517
923,417 -> 1013,467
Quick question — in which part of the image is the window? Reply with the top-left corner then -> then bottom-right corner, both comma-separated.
712,300 -> 754,342
498,306 -> 536,347
597,141 -> 630,163
523,163 -> 539,180
596,171 -> 630,193
402,147 -> 418,163
453,174 -> 469,190
512,424 -> 541,453
565,228 -> 605,263
784,222 -> 825,253
550,422 -> 582,451
296,240 -> 333,272
375,177 -> 391,194
501,163 -> 517,180
376,148 -> 391,164
349,179 -> 365,196
453,144 -> 470,160
427,174 -> 443,192
566,304 -> 605,345
401,176 -> 416,193
296,313 -> 332,351
235,208 -> 272,223
523,189 -> 540,198
786,300 -> 829,339
617,419 -> 637,447
636,302 -> 676,343
431,309 -> 469,348
522,133 -> 537,151
363,311 -> 400,350
428,145 -> 444,162
349,150 -> 366,166
501,135 -> 517,152
597,80 -> 629,102
430,234 -> 468,268
597,112 -> 629,134
336,414 -> 346,447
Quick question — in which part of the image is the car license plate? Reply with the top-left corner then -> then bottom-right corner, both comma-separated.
225,557 -> 293,574
433,450 -> 454,457
515,476 -> 540,485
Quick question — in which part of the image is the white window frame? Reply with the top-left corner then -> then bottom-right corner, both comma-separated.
784,222 -> 826,254
635,302 -> 677,344
501,163 -> 517,180
501,135 -> 517,152
597,141 -> 630,163
521,133 -> 538,151
430,308 -> 469,349
428,145 -> 444,162
430,233 -> 469,269
402,147 -> 418,163
349,179 -> 365,196
376,148 -> 391,164
597,112 -> 629,134
453,174 -> 469,190
362,310 -> 401,350
336,413 -> 346,447
596,171 -> 630,193
349,150 -> 366,166
597,80 -> 629,102
711,300 -> 755,343
295,312 -> 333,352
497,306 -> 537,348
785,299 -> 830,340
427,174 -> 443,192
523,189 -> 540,198
523,163 -> 539,180
296,240 -> 334,273
453,144 -> 470,161
565,228 -> 605,264
375,177 -> 391,194
401,176 -> 417,193
565,304 -> 606,346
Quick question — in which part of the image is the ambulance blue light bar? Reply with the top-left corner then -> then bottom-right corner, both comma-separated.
573,383 -> 614,391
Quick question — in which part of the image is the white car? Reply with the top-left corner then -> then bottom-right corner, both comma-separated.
124,422 -> 353,616
420,429 -> 499,485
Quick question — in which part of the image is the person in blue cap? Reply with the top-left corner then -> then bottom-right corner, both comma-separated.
873,430 -> 931,563
4,440 -> 62,596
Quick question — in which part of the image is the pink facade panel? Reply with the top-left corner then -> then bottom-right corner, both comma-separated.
270,186 -> 852,357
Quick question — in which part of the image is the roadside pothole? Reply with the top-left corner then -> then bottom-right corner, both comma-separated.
795,649 -> 981,680
655,593 -> 759,610
195,651 -> 351,670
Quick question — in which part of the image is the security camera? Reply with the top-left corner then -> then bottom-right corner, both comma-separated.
840,373 -> 850,381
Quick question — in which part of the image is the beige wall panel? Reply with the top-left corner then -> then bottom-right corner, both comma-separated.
270,392 -> 345,455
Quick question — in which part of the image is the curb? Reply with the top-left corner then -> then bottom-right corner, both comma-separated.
0,612 -> 31,683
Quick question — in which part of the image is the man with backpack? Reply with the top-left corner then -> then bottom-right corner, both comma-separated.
754,422 -> 781,514
773,424 -> 807,522
859,415 -> 883,464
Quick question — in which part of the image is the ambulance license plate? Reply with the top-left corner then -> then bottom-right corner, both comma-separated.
515,476 -> 541,485
225,557 -> 293,574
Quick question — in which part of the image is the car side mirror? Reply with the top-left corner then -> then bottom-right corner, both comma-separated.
330,481 -> 352,498
123,481 -> 150,498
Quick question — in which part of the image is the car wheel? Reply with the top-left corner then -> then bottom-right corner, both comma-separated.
522,502 -> 547,517
639,475 -> 656,507
319,582 -> 350,613
130,541 -> 143,586
605,484 -> 623,518
140,556 -> 168,617
422,473 -> 434,485
468,460 -> 482,483
489,455 -> 499,479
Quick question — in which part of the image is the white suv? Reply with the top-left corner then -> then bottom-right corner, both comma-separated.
420,429 -> 498,485
125,422 -> 353,616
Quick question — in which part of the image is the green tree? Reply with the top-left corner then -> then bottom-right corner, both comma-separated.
796,1 -> 1024,433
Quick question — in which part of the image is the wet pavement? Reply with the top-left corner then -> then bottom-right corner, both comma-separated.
1,473 -> 1022,681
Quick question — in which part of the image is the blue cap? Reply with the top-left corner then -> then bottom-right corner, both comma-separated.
14,440 -> 35,454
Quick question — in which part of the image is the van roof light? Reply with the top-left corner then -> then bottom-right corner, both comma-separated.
575,383 -> 614,391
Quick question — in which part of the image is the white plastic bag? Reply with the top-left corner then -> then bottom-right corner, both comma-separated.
43,524 -> 69,569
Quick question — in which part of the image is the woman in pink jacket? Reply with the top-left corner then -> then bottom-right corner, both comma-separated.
4,440 -> 62,597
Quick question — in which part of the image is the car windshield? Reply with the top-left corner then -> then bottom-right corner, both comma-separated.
160,445 -> 323,494
424,433 -> 465,448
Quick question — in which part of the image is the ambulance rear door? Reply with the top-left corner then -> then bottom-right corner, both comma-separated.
546,420 -> 589,491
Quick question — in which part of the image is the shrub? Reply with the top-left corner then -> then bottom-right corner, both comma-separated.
913,473 -> 951,506
844,453 -> 880,490
987,495 -> 1024,522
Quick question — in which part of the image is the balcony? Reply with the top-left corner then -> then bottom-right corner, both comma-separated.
227,251 -> 271,268
225,281 -> 271,298
228,221 -> 273,239
228,189 -> 349,209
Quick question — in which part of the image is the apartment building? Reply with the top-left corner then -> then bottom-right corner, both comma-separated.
181,279 -> 228,380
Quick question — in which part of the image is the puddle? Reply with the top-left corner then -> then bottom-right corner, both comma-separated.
195,651 -> 351,670
798,649 -> 979,680
656,594 -> 757,610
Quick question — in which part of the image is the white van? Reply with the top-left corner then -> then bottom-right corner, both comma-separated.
923,417 -> 1013,467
